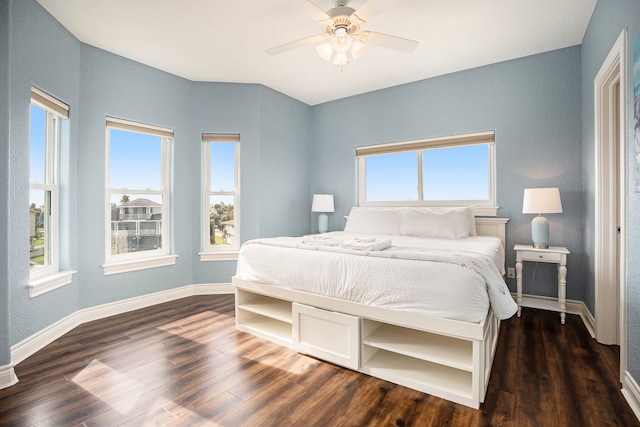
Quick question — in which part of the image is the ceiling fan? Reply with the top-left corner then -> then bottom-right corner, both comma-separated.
265,0 -> 419,67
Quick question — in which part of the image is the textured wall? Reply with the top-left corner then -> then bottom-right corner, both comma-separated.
7,0 -> 81,347
581,0 -> 640,385
7,0 -> 639,389
188,83 -> 312,285
311,47 -> 584,300
4,0 -> 314,346
76,44 -> 194,310
0,0 -> 11,366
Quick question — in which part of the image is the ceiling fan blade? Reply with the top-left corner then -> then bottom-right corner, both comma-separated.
353,0 -> 401,22
365,31 -> 418,53
266,35 -> 325,56
291,0 -> 331,22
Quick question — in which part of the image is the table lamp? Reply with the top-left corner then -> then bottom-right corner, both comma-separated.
522,187 -> 563,249
312,194 -> 334,233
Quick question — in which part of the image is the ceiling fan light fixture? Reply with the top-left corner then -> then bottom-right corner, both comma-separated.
332,28 -> 352,53
267,1 -> 419,70
316,27 -> 368,65
332,51 -> 350,66
316,41 -> 334,61
350,38 -> 366,60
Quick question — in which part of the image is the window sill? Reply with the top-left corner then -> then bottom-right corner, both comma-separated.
29,270 -> 76,298
102,254 -> 178,275
198,251 -> 239,262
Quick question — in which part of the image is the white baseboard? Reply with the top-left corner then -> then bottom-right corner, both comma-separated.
9,283 -> 233,374
622,371 -> 640,422
512,292 -> 595,336
190,283 -> 234,295
579,303 -> 596,339
0,363 -> 18,389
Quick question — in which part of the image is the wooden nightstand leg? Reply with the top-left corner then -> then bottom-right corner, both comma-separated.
558,264 -> 567,324
515,260 -> 523,317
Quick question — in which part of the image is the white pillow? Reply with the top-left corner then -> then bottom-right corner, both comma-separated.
400,207 -> 476,239
344,207 -> 403,235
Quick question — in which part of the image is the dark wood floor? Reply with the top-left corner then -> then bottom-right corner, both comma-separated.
0,295 -> 637,427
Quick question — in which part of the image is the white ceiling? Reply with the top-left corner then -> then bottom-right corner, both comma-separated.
36,0 -> 597,106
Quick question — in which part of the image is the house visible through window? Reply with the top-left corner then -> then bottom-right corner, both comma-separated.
200,133 -> 240,260
104,117 -> 174,273
357,131 -> 497,215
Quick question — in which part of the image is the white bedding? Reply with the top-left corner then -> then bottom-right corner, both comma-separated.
235,231 -> 517,323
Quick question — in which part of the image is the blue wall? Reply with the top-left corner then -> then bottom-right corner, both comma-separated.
3,0 -> 640,399
581,0 -> 640,383
311,47 -> 584,301
7,0 -> 81,348
0,0 -> 11,366
77,44 -> 193,309
188,83 -> 312,284
3,0 -> 313,348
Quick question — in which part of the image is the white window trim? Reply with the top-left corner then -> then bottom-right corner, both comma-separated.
103,117 -> 173,274
29,88 -> 71,291
356,131 -> 498,216
197,251 -> 239,261
28,270 -> 76,298
102,255 -> 178,276
200,134 -> 240,261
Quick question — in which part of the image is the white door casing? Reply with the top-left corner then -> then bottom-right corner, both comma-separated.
594,29 -> 627,382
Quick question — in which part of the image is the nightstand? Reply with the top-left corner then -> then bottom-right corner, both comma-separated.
514,244 -> 570,324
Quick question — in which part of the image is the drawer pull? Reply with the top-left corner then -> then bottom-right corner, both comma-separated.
539,255 -> 543,258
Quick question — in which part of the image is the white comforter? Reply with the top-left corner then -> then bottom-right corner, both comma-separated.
235,232 -> 517,322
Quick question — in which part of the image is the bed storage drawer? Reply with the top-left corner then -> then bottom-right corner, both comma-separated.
292,303 -> 360,370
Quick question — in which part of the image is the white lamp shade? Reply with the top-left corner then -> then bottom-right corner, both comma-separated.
312,194 -> 334,213
522,188 -> 563,214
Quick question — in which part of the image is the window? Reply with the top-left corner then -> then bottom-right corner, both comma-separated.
200,133 -> 240,261
104,117 -> 175,274
357,131 -> 497,215
29,87 -> 75,296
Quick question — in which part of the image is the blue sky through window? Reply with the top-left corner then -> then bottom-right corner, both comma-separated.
366,152 -> 418,201
423,144 -> 489,200
109,129 -> 162,190
365,144 -> 490,202
30,104 -> 46,184
29,105 -> 46,208
209,143 -> 235,192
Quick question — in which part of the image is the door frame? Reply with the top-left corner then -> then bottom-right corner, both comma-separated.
594,29 -> 627,380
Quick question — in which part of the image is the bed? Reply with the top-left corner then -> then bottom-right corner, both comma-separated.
232,206 -> 515,408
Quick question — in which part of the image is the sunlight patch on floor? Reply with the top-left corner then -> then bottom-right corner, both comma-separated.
156,311 -> 221,345
71,359 -> 146,414
243,350 -> 319,375
159,396 -> 237,426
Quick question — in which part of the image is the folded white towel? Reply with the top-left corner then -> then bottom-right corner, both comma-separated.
353,236 -> 376,243
341,238 -> 392,251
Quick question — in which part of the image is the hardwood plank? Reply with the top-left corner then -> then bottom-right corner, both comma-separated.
0,296 -> 637,426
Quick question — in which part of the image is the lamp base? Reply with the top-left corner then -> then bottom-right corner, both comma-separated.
531,214 -> 549,249
533,243 -> 549,249
318,213 -> 328,234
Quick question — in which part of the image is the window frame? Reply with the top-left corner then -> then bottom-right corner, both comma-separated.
103,117 -> 176,274
356,131 -> 497,216
28,87 -> 75,297
199,133 -> 240,261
